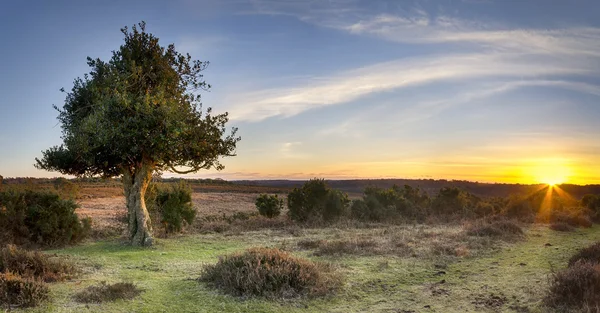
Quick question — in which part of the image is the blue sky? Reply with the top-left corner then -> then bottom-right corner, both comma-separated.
1,0 -> 599,184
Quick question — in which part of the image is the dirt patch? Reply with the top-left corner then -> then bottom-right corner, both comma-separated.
76,192 -> 264,236
472,292 -> 507,310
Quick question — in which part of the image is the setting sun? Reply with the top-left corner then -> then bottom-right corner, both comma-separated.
530,158 -> 571,186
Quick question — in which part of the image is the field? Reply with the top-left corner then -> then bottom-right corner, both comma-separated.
12,186 -> 600,313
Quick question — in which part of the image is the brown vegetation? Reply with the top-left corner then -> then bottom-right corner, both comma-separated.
200,248 -> 343,298
0,245 -> 75,282
0,272 -> 49,309
74,282 -> 142,303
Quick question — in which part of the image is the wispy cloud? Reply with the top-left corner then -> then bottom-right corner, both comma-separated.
227,52 -> 598,121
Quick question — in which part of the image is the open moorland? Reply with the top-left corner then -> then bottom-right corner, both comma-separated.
2,178 -> 600,312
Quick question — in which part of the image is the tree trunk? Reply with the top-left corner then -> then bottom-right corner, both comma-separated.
123,163 -> 154,246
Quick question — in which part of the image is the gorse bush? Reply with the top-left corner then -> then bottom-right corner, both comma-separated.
0,272 -> 49,309
287,179 -> 349,223
255,194 -> 283,218
74,282 -> 142,303
0,245 -> 75,282
145,182 -> 196,234
351,185 -> 429,222
200,247 -> 342,298
0,189 -> 91,247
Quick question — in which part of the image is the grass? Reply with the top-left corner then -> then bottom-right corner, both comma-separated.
13,224 -> 600,312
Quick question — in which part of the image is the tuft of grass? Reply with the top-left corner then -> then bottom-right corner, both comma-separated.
568,242 -> 600,267
0,245 -> 75,282
465,220 -> 524,239
314,238 -> 379,256
199,247 -> 343,299
73,282 -> 142,303
0,272 -> 49,309
550,222 -> 575,232
545,261 -> 600,311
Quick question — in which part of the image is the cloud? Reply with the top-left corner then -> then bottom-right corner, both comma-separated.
217,1 -> 600,124
227,53 -> 598,121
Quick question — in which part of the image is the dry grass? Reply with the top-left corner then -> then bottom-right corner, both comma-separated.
465,219 -> 524,239
73,282 -> 142,303
0,245 -> 75,282
0,272 -> 49,309
199,247 -> 343,299
550,222 -> 576,232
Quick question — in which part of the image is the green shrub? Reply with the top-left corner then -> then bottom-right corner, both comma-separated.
0,189 -> 90,247
287,179 -> 349,223
0,245 -> 75,282
569,242 -> 600,267
545,261 -> 600,310
351,185 -> 429,222
200,247 -> 342,298
74,282 -> 142,303
146,182 -> 196,234
255,194 -> 283,218
0,272 -> 49,308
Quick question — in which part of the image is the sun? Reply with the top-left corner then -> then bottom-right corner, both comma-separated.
530,158 -> 571,186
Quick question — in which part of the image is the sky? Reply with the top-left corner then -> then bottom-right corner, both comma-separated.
1,0 -> 599,184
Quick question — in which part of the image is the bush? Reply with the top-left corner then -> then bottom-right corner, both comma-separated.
545,261 -> 600,310
287,179 -> 349,223
0,245 -> 75,282
74,282 -> 141,303
200,247 -> 342,298
549,222 -> 575,232
255,194 -> 283,218
351,185 -> 429,222
146,182 -> 196,234
465,220 -> 524,239
569,242 -> 600,267
0,272 -> 49,308
549,209 -> 593,228
0,189 -> 90,247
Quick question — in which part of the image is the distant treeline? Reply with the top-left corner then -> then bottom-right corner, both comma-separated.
234,179 -> 600,200
3,177 -> 598,200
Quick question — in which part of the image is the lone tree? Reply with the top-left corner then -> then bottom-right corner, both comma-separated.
36,22 -> 240,246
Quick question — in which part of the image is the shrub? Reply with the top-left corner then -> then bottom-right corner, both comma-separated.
549,209 -> 593,228
287,179 -> 349,223
200,247 -> 342,298
147,182 -> 196,234
52,177 -> 80,200
0,189 -> 90,247
350,185 -> 429,222
545,261 -> 600,310
255,194 -> 283,218
0,272 -> 49,308
0,245 -> 75,282
465,220 -> 523,239
569,242 -> 600,267
550,222 -> 575,232
74,282 -> 142,303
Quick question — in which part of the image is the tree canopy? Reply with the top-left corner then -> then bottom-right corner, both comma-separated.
35,22 -> 240,245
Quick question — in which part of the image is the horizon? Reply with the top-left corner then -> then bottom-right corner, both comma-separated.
1,0 -> 599,185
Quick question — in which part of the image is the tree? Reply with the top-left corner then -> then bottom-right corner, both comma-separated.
35,22 -> 240,246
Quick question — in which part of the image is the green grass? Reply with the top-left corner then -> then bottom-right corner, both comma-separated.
19,225 -> 600,313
